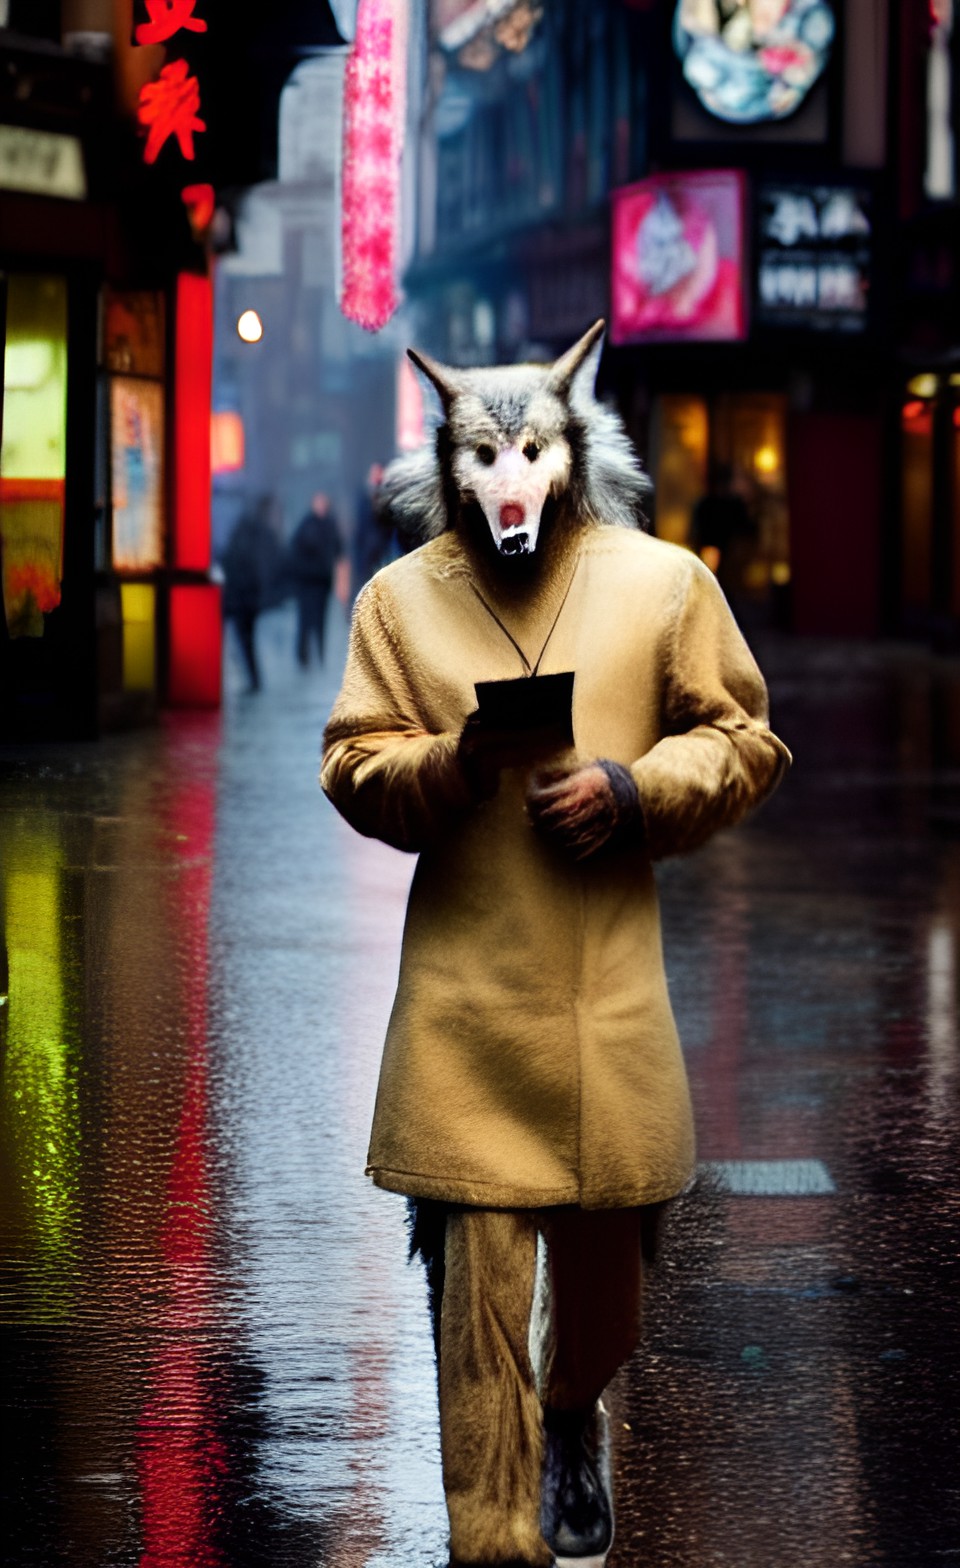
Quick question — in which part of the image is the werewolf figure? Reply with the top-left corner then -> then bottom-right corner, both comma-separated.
322,321 -> 790,1567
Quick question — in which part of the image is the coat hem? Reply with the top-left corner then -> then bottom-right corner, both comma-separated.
366,1162 -> 695,1210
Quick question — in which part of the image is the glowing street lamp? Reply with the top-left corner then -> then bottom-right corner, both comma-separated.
236,309 -> 263,344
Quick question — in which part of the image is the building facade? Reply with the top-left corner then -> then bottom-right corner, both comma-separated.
0,0 -> 344,739
404,0 -> 960,645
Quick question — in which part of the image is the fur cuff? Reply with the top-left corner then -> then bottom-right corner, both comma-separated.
598,759 -> 644,844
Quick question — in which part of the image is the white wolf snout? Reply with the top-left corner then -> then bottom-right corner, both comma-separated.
475,444 -> 553,559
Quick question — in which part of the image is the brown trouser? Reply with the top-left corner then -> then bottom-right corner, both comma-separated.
438,1206 -> 644,1567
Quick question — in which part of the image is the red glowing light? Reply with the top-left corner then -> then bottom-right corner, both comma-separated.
174,272 -> 213,571
902,401 -> 933,437
168,584 -> 222,707
182,182 -> 215,237
135,0 -> 207,45
138,59 -> 206,165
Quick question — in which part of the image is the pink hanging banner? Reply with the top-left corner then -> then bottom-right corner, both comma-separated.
340,0 -> 408,332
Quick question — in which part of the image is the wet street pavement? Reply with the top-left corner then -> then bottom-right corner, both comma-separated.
2,606 -> 959,1568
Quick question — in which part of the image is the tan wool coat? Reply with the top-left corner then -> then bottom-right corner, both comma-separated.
321,524 -> 790,1209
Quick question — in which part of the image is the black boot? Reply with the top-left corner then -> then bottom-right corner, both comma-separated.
540,1401 -> 613,1564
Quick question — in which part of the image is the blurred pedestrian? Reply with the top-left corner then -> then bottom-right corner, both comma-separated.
690,463 -> 758,604
221,496 -> 283,693
351,462 -> 389,602
287,491 -> 345,667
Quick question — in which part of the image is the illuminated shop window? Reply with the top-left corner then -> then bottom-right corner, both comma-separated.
0,275 -> 68,639
673,0 -> 835,125
111,377 -> 166,571
713,392 -> 789,594
650,392 -> 790,597
103,288 -> 166,378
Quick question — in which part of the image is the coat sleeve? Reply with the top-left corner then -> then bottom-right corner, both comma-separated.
630,557 -> 791,860
320,577 -> 472,853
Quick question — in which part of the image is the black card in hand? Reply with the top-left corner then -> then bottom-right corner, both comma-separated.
473,671 -> 575,745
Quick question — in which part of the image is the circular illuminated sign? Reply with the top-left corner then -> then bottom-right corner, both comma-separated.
237,309 -> 263,343
673,0 -> 835,125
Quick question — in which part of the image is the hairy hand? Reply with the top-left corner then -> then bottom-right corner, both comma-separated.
526,760 -> 641,859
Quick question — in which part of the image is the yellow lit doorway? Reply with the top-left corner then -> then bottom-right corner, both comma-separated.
649,392 -> 790,620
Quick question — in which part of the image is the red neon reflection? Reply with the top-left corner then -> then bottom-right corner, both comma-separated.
138,59 -> 206,165
137,761 -> 226,1567
175,273 -> 213,571
168,584 -> 222,708
135,0 -> 207,45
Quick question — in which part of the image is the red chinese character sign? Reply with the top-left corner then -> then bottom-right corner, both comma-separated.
340,0 -> 409,332
138,59 -> 206,164
133,0 -> 208,176
134,0 -> 208,46
611,171 -> 748,345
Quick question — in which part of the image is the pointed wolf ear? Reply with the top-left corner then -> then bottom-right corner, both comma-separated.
407,347 -> 463,414
548,319 -> 606,397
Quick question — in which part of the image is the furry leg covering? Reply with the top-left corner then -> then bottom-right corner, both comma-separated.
408,1200 -> 659,1566
439,1208 -> 552,1567
408,1196 -> 448,1366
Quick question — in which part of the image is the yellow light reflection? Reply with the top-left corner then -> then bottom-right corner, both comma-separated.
1,830 -> 79,1289
906,373 -> 939,399
754,444 -> 780,475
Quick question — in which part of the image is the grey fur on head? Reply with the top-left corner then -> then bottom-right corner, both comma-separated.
378,320 -> 652,547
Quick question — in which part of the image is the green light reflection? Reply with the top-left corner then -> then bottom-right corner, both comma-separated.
1,827 -> 80,1310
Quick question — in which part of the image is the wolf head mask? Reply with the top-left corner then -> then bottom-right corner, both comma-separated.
381,320 -> 652,561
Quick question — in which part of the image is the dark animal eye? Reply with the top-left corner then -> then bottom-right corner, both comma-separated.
476,444 -> 496,466
522,442 -> 540,462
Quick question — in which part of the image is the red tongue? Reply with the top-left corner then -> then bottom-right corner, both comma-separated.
500,503 -> 524,528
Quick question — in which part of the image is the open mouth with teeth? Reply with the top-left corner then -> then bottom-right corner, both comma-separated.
474,455 -> 552,560
498,502 -> 532,555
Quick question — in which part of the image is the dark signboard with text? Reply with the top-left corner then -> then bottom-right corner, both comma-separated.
754,182 -> 872,333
